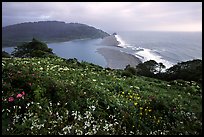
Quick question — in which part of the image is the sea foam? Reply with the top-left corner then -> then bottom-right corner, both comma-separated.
134,48 -> 173,69
115,34 -> 173,69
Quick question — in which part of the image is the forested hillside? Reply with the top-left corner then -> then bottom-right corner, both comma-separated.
2,21 -> 110,47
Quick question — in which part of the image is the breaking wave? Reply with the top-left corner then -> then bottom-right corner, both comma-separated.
115,35 -> 128,48
134,48 -> 174,68
114,35 -> 174,68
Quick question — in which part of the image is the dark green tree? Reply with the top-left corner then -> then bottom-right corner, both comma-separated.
124,64 -> 137,75
121,64 -> 137,77
11,38 -> 54,58
165,59 -> 202,83
158,62 -> 166,74
136,60 -> 159,77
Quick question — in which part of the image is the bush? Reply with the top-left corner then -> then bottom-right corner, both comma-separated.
125,65 -> 137,75
136,60 -> 159,77
11,38 -> 54,58
165,59 -> 202,83
121,71 -> 133,77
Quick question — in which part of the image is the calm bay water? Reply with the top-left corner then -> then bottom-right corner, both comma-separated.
48,39 -> 107,67
2,31 -> 202,69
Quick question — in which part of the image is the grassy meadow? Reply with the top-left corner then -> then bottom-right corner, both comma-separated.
2,56 -> 202,135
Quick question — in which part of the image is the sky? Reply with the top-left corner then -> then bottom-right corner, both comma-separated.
2,2 -> 202,32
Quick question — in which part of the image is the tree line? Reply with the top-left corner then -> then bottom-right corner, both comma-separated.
123,59 -> 202,85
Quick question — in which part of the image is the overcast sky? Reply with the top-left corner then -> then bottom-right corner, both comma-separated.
2,2 -> 202,32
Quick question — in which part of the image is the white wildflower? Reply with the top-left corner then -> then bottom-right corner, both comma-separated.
89,105 -> 96,111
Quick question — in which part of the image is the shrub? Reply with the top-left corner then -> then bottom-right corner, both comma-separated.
11,38 -> 54,58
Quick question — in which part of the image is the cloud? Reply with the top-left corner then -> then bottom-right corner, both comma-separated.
2,2 -> 202,32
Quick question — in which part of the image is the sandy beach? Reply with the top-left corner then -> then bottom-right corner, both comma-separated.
97,47 -> 142,69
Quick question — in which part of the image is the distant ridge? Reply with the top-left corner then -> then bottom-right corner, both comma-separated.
2,21 -> 110,47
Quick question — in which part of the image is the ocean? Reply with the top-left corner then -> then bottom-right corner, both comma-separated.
2,31 -> 202,69
115,31 -> 202,68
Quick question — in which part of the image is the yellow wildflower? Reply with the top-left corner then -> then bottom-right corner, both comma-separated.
136,93 -> 139,96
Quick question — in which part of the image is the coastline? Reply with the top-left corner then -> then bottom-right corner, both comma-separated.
97,47 -> 142,69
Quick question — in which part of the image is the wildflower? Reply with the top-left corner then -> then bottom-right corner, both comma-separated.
135,86 -> 140,90
21,91 -> 25,95
16,94 -> 23,98
17,71 -> 21,74
8,97 -> 14,102
90,105 -> 96,111
28,83 -> 32,86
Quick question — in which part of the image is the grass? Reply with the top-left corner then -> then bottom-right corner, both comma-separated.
2,56 -> 202,135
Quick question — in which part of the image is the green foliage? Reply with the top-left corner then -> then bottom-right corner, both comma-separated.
11,38 -> 55,58
125,64 -> 137,75
121,65 -> 137,77
2,57 -> 202,135
165,59 -> 202,84
136,60 -> 160,77
126,59 -> 202,86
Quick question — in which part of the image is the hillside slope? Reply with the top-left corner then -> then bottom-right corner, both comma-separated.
2,21 -> 110,47
2,57 -> 202,135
